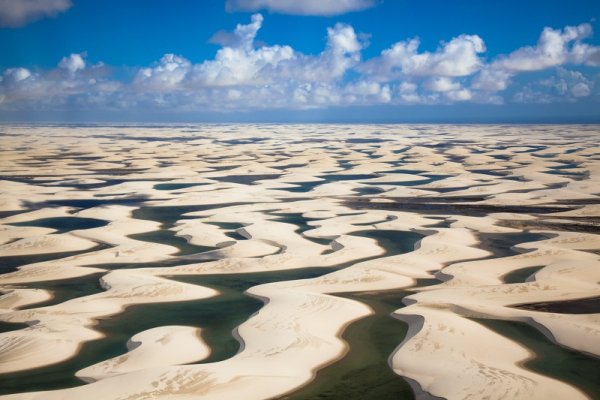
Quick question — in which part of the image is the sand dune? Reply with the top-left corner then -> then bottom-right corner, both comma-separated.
0,124 -> 598,400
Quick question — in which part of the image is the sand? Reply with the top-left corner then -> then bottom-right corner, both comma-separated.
0,124 -> 598,399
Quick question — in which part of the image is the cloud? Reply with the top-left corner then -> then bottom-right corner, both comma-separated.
495,24 -> 593,72
172,15 -> 362,88
59,53 -> 86,74
0,53 -> 119,110
424,77 -> 461,92
3,68 -> 32,82
362,34 -> 486,80
513,68 -> 594,103
190,14 -> 295,86
1,17 -> 599,114
474,23 -> 600,94
225,0 -> 375,16
0,0 -> 71,28
134,54 -> 191,91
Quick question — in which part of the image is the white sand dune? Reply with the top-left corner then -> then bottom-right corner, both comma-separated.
0,270 -> 217,373
0,124 -> 598,400
76,325 -> 210,382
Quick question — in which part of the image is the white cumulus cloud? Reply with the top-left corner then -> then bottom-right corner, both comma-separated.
362,34 -> 486,80
134,54 -> 191,91
424,77 -> 461,92
495,23 -> 593,72
191,14 -> 295,87
59,53 -> 86,74
474,23 -> 600,94
1,17 -> 599,113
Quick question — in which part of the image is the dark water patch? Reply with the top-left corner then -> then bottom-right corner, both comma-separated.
392,147 -> 410,154
131,203 -> 249,228
18,272 -> 106,310
226,231 -> 248,241
128,229 -> 215,256
336,160 -> 355,170
384,169 -> 426,175
546,169 -> 588,179
44,179 -> 128,190
503,175 -> 530,182
205,165 -> 241,172
420,142 -> 452,150
369,178 -> 433,187
351,230 -> 423,257
272,173 -> 386,192
128,205 -> 252,255
478,232 -> 547,258
513,296 -> 600,314
552,161 -> 580,170
69,156 -> 105,161
531,153 -> 557,158
353,187 -> 387,196
516,145 -> 548,153
544,182 -> 569,190
344,197 -> 576,217
209,174 -> 282,185
473,318 -> 600,399
89,168 -> 149,176
0,210 -> 29,219
9,217 -> 109,234
94,193 -> 133,198
424,186 -> 475,194
346,138 -> 390,144
272,163 -> 308,171
268,212 -> 331,246
219,137 -> 269,145
275,180 -> 324,193
0,243 -> 112,274
446,155 -> 465,163
91,135 -> 199,142
290,138 -> 329,144
203,221 -> 248,242
0,176 -> 66,185
153,182 -> 209,191
414,277 -> 442,288
204,222 -> 246,231
0,321 -> 29,333
502,266 -> 545,284
41,197 -> 150,210
467,147 -> 488,154
499,218 -> 600,234
362,152 -> 383,160
319,174 -> 381,182
565,147 -> 585,154
491,154 -> 511,161
282,290 -> 414,400
563,199 -> 600,205
25,152 -> 89,161
469,169 -> 510,177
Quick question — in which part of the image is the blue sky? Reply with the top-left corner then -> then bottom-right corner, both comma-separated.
1,0 -> 599,122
